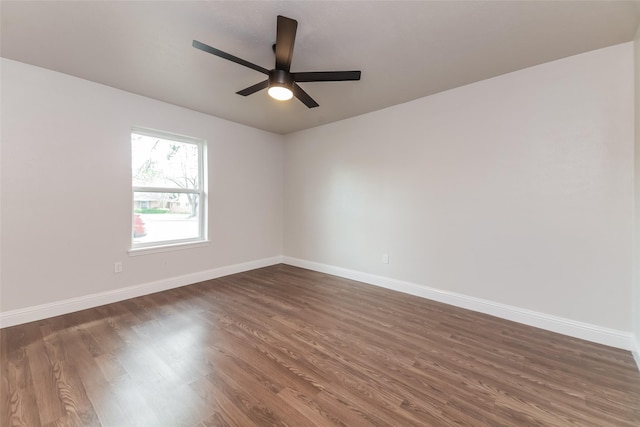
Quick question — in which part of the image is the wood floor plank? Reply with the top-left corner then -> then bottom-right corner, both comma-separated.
1,325 -> 42,427
2,264 -> 640,426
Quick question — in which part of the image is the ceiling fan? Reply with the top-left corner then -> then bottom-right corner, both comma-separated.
192,15 -> 361,108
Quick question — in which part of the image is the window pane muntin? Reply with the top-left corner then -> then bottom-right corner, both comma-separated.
133,186 -> 200,195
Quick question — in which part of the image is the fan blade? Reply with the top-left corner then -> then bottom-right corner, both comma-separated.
292,71 -> 361,82
236,80 -> 269,96
293,83 -> 319,108
275,16 -> 297,72
193,40 -> 269,75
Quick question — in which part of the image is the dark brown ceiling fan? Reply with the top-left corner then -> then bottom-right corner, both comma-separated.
192,15 -> 361,108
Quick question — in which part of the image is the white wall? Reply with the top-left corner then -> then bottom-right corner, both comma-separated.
284,43 -> 635,333
1,58 -> 283,314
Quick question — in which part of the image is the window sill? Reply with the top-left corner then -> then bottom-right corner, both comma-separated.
128,240 -> 211,256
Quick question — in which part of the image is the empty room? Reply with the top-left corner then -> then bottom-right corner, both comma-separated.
2,1 -> 640,426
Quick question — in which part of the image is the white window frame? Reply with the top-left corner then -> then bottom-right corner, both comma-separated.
129,127 -> 208,253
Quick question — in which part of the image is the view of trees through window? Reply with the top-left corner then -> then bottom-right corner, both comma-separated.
131,130 -> 205,247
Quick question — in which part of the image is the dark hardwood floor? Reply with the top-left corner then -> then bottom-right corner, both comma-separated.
2,264 -> 639,426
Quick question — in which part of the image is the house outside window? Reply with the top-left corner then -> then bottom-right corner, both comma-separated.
130,127 -> 207,250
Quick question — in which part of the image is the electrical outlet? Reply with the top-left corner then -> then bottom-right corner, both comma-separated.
382,253 -> 389,264
114,262 -> 122,273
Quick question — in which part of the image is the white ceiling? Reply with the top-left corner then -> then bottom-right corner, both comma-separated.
2,1 -> 639,134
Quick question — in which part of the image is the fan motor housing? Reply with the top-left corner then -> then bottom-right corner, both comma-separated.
269,69 -> 293,89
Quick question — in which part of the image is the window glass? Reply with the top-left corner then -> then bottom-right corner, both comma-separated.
131,129 -> 206,249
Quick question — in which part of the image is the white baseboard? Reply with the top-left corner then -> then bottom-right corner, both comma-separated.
0,256 -> 283,329
282,256 -> 634,351
632,334 -> 640,372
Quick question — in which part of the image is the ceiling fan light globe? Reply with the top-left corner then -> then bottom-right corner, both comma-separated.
268,86 -> 293,101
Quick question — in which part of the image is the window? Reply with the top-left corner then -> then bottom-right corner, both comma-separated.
131,127 -> 206,250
